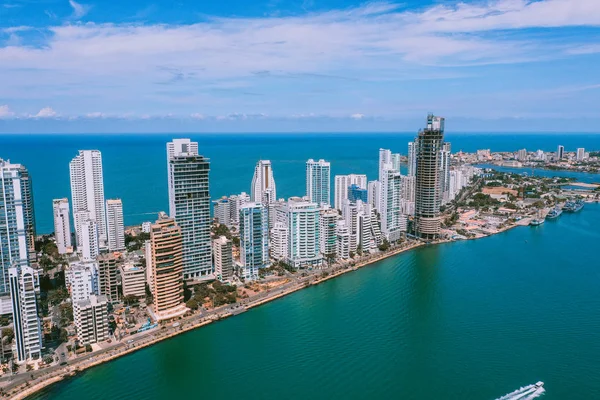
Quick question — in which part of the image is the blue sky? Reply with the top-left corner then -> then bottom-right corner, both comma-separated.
1,0 -> 600,133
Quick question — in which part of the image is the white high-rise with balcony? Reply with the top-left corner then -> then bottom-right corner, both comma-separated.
9,265 -> 42,363
69,150 -> 107,246
306,159 -> 331,207
285,197 -> 322,269
80,219 -> 99,261
53,198 -> 72,254
106,199 -> 125,251
251,160 -> 277,205
239,203 -> 270,281
334,174 -> 367,211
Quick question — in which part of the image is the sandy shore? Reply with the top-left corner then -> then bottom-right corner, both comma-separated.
6,241 -> 425,400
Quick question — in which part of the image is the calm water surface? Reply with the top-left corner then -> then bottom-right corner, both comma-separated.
29,204 -> 600,400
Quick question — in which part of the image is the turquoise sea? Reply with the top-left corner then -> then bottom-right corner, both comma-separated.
1,133 -> 599,399
0,132 -> 599,234
28,203 -> 600,399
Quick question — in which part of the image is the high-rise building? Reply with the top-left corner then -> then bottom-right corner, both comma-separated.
74,294 -> 109,345
251,160 -> 277,206
167,139 -> 212,280
14,165 -> 36,259
320,208 -> 338,262
367,180 -> 380,211
336,220 -> 350,260
239,203 -> 270,281
53,198 -> 72,254
334,174 -> 367,211
0,159 -> 32,308
270,222 -> 288,261
414,114 -> 445,240
557,145 -> 564,159
213,236 -> 233,282
69,150 -> 107,245
9,266 -> 42,363
80,219 -> 99,261
408,142 -> 417,177
401,175 -> 416,211
106,199 -> 125,251
380,161 -> 403,241
66,260 -> 98,303
306,159 -> 331,207
577,148 -> 586,161
440,142 -> 452,205
213,197 -> 231,227
285,197 -> 322,269
517,148 -> 527,162
97,253 -> 118,302
149,212 -> 187,321
120,263 -> 146,298
141,222 -> 152,234
228,192 -> 250,226
348,184 -> 368,203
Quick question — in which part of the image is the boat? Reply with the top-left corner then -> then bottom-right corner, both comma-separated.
546,206 -> 562,220
530,210 -> 545,226
535,381 -> 544,389
530,218 -> 545,226
563,199 -> 584,213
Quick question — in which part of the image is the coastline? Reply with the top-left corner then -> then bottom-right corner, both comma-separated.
8,241 -> 427,400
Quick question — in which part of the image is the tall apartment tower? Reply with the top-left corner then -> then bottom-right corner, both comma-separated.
557,145 -> 565,159
9,266 -> 42,363
69,150 -> 107,245
213,236 -> 233,282
106,199 -> 125,251
239,203 -> 270,281
251,160 -> 277,205
167,139 -> 212,280
440,142 -> 452,205
414,114 -> 445,240
285,197 -> 322,269
334,174 -> 367,211
80,219 -> 99,261
320,208 -> 339,262
0,159 -> 32,306
408,142 -> 417,177
97,253 -> 119,302
17,166 -> 36,259
53,198 -> 72,254
75,294 -> 109,345
150,212 -> 187,321
306,159 -> 331,207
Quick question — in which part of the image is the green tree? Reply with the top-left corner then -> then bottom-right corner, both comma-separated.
186,298 -> 199,310
378,239 -> 390,252
11,363 -> 19,374
59,303 -> 73,326
2,327 -> 14,343
43,354 -> 54,364
85,344 -> 92,352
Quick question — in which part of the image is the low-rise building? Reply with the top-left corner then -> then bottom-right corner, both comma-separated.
75,295 -> 109,345
120,263 -> 146,298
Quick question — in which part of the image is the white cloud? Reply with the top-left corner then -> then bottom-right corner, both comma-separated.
32,107 -> 58,118
69,0 -> 90,19
190,113 -> 205,119
0,1 -> 599,118
350,113 -> 365,120
0,105 -> 15,118
85,112 -> 106,118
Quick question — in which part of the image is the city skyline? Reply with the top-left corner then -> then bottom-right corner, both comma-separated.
1,0 -> 600,133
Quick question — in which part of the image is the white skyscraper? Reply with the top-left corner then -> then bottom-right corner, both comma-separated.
285,197 -> 322,269
440,142 -> 452,205
408,141 -> 417,177
270,222 -> 288,261
69,150 -> 107,245
577,148 -> 586,161
239,203 -> 270,281
9,266 -> 42,363
336,220 -> 350,260
167,139 -> 212,280
228,192 -> 250,226
80,219 -> 99,261
106,199 -> 125,251
367,180 -> 380,211
251,160 -> 277,205
213,197 -> 231,227
66,260 -> 99,303
320,208 -> 339,262
380,167 -> 403,241
334,174 -> 367,211
213,236 -> 233,282
306,159 -> 331,207
53,198 -> 72,254
0,159 -> 33,311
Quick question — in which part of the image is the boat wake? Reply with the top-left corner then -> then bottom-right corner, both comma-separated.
496,382 -> 545,400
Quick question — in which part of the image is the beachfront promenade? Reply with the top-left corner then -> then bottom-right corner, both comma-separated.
2,240 -> 424,400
